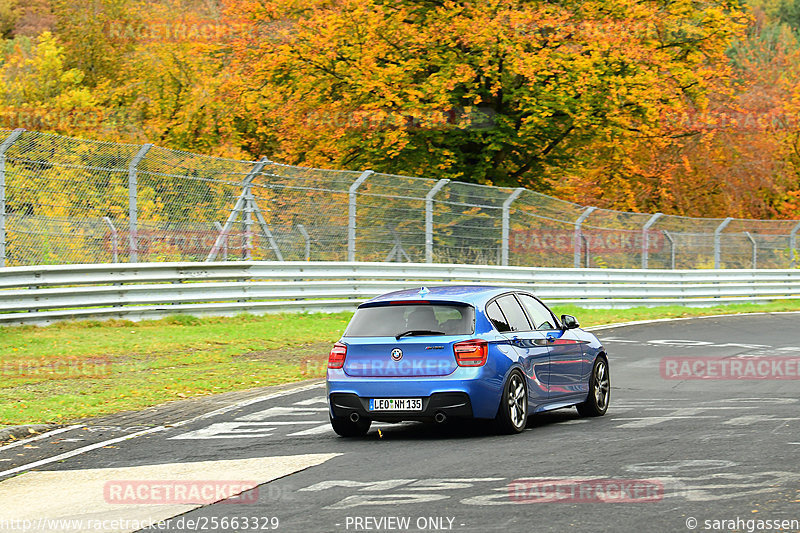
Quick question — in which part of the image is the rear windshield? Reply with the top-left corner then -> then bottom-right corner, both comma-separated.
345,304 -> 475,337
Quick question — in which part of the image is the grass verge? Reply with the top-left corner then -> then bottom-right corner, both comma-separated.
2,300 -> 799,425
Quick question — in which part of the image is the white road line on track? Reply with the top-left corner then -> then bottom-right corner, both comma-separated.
586,311 -> 800,332
553,419 -> 589,425
237,406 -> 328,421
0,425 -> 83,450
0,381 -> 326,479
220,421 -> 325,425
293,397 -> 328,406
0,427 -> 164,478
288,424 -> 334,436
170,421 -> 326,440
167,381 -> 325,429
613,416 -> 719,428
724,415 -> 800,426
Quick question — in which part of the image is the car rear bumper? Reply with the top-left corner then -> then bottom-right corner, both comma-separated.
326,368 -> 504,419
329,392 -> 473,422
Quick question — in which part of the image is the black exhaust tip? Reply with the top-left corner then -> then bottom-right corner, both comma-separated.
349,412 -> 360,423
434,412 -> 447,424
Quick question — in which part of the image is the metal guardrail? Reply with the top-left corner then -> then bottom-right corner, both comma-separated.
1,261 -> 799,326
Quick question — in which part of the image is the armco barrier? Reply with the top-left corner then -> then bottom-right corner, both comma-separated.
1,261 -> 799,326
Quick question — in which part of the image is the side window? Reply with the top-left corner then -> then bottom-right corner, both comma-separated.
518,294 -> 557,330
495,295 -> 532,332
486,301 -> 510,332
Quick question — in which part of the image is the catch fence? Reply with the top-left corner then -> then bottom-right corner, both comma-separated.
1,128 -> 798,269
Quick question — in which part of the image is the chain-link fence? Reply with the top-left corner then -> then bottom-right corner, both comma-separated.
1,128 -> 799,269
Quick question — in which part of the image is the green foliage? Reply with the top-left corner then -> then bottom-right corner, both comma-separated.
0,0 -> 20,39
161,314 -> 202,326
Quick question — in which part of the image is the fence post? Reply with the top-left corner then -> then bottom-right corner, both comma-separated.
206,157 -> 271,262
348,170 -> 373,262
790,221 -> 800,267
213,222 -> 228,261
743,232 -> 757,269
582,235 -> 590,267
714,217 -> 733,269
501,188 -> 525,266
425,179 -> 450,263
128,143 -> 152,263
297,224 -> 311,261
574,206 -> 596,268
662,230 -> 676,269
102,217 -> 119,263
243,157 -> 271,260
244,185 -> 253,260
0,128 -> 24,268
641,212 -> 663,269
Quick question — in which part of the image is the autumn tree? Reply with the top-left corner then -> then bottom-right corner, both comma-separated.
50,0 -> 135,86
223,0 -> 748,194
566,0 -> 800,219
9,0 -> 800,221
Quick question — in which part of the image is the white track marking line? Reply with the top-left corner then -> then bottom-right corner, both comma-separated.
0,381 -> 325,479
293,397 -> 328,406
288,424 -> 334,436
724,415 -> 800,426
237,406 -> 328,421
221,421 -> 324,425
0,427 -> 164,478
613,416 -> 718,428
170,420 -> 327,440
1,425 -> 83,450
168,381 -> 325,428
586,311 -> 800,332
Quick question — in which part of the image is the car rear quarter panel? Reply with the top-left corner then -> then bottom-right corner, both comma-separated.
579,330 -> 605,382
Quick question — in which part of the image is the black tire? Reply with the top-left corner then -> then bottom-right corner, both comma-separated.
577,356 -> 610,417
330,415 -> 371,437
495,370 -> 528,434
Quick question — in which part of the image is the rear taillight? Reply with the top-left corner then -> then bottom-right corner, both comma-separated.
453,339 -> 488,367
328,342 -> 347,369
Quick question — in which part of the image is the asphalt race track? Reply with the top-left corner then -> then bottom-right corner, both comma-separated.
2,313 -> 800,533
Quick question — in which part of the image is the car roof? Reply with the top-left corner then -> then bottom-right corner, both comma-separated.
361,285 -> 522,307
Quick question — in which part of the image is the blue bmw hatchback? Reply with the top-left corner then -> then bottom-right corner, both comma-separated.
326,286 -> 609,436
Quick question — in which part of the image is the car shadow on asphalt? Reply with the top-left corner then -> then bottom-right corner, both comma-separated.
357,408 -> 583,441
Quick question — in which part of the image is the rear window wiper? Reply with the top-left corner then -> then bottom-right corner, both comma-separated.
395,330 -> 446,340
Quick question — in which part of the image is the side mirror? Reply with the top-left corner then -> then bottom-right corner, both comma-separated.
561,314 -> 580,330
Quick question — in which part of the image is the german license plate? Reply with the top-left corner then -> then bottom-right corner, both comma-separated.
369,398 -> 422,411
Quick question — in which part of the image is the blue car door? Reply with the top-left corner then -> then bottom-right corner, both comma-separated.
516,293 -> 584,400
485,294 -> 550,404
